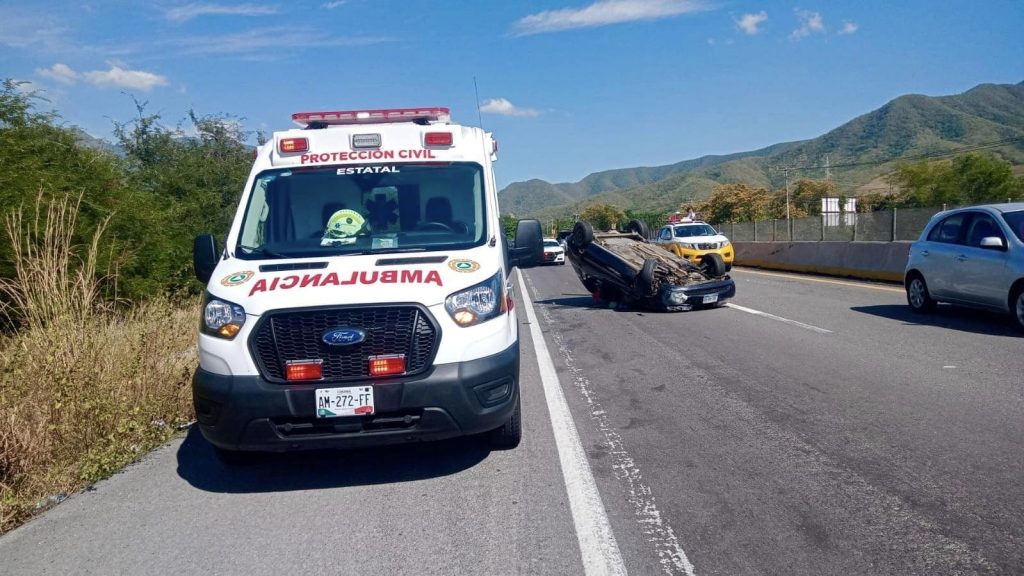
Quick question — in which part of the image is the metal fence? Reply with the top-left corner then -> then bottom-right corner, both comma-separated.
543,204 -> 990,243
725,207 -> 950,242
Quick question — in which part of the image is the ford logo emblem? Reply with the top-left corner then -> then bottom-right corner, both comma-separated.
322,328 -> 366,346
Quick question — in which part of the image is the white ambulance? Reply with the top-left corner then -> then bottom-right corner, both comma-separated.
191,107 -> 543,463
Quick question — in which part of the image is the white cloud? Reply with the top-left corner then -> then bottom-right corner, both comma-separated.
171,27 -> 391,56
513,0 -> 709,36
165,3 -> 278,23
735,11 -> 767,35
790,9 -> 825,41
322,1 -> 347,8
82,65 -> 169,91
839,21 -> 858,35
36,63 -> 79,84
480,98 -> 540,117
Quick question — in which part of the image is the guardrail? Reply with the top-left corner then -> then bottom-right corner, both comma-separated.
732,241 -> 911,283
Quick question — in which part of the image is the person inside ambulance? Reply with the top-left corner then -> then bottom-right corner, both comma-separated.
420,196 -> 468,234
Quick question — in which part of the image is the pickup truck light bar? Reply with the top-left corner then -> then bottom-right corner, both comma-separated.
292,107 -> 451,127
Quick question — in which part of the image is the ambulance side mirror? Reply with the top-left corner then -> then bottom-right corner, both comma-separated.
510,219 -> 543,269
193,234 -> 219,283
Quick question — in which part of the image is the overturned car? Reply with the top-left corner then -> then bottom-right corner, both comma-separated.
565,220 -> 736,311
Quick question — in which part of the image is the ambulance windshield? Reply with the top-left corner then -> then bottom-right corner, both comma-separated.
235,162 -> 487,259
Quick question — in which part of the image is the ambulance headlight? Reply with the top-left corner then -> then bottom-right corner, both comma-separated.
202,296 -> 246,339
445,271 -> 505,327
678,242 -> 697,250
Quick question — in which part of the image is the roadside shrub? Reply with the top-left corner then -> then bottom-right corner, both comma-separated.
0,195 -> 196,534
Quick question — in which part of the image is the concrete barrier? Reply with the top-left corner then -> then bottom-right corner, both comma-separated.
733,241 -> 912,283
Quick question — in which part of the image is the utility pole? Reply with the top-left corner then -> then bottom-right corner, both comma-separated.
784,167 -> 791,222
824,154 -> 832,182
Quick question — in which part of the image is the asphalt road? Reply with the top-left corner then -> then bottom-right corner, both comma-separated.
2,265 -> 1022,575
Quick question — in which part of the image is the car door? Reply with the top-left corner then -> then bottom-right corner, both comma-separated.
951,211 -> 1012,308
657,226 -> 672,246
919,212 -> 968,299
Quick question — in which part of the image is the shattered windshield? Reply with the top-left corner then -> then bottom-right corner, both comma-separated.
235,162 -> 486,259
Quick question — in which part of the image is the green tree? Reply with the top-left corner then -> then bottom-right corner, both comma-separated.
579,203 -> 625,231
500,214 -> 518,239
0,80 -> 139,294
113,103 -> 253,296
950,153 -> 1022,204
789,178 -> 836,216
887,152 -> 1023,208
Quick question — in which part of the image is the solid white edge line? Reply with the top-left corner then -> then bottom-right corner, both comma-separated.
724,302 -> 833,334
516,269 -> 628,576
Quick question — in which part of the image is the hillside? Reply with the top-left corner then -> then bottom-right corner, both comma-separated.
503,81 -> 1024,219
499,140 -> 801,216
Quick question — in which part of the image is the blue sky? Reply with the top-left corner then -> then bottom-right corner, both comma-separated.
3,0 -> 1022,188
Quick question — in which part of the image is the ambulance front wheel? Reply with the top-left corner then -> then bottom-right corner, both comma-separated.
487,395 -> 522,449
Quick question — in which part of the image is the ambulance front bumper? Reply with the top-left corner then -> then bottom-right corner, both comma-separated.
193,342 -> 519,452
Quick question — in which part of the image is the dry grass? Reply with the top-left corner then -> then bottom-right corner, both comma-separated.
0,194 -> 197,534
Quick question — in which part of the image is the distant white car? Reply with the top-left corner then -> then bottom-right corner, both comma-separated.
542,238 -> 566,265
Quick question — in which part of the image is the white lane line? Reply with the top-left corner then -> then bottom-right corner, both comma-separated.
516,270 -> 628,576
521,272 -> 697,576
724,302 -> 833,334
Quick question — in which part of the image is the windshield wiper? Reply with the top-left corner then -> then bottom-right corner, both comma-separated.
238,245 -> 288,259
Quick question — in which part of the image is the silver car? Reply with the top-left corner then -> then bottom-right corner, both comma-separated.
905,203 -> 1024,330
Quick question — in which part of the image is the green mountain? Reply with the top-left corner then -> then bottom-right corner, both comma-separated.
498,141 -> 801,216
502,81 -> 1024,220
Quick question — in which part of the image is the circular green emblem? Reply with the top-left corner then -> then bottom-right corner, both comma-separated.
448,259 -> 481,273
220,271 -> 256,286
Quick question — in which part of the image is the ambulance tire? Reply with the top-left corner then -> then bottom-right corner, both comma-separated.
700,253 -> 727,278
570,221 -> 594,252
487,395 -> 522,449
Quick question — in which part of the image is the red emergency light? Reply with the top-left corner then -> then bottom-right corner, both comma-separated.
424,132 -> 453,147
286,359 -> 323,381
279,137 -> 309,154
292,107 -> 451,127
368,354 -> 406,377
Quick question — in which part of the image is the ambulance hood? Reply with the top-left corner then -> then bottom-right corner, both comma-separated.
208,247 -> 499,316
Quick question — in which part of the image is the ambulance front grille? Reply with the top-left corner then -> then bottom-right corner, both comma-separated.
250,305 -> 438,383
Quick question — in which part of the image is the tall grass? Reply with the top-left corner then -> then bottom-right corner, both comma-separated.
0,194 -> 196,534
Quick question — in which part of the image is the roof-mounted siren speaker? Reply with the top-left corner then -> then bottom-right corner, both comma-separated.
292,107 -> 451,127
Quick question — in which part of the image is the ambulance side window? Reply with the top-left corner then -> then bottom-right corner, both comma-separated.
240,178 -> 270,247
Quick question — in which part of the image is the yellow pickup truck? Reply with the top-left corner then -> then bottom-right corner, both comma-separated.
654,220 -> 734,270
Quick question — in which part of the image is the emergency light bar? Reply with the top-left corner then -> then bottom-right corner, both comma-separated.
292,107 -> 451,127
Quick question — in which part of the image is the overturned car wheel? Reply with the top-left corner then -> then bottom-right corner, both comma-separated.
637,258 -> 658,295
569,220 -> 594,252
700,253 -> 727,278
625,219 -> 650,240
